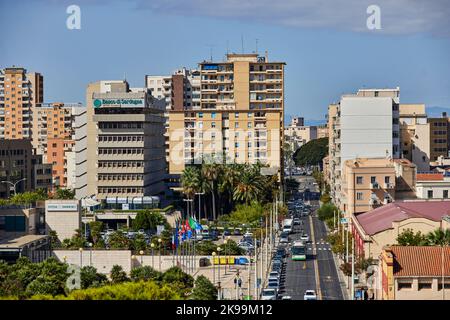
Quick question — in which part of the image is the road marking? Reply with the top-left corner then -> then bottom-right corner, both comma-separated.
309,215 -> 322,300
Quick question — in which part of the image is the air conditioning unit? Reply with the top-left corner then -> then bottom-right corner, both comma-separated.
384,182 -> 395,189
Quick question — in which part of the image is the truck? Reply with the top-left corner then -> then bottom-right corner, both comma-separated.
282,219 -> 293,234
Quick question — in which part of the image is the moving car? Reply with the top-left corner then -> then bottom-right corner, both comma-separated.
280,295 -> 292,300
280,232 -> 289,244
261,288 -> 277,300
293,218 -> 301,225
267,281 -> 280,292
304,290 -> 317,300
300,234 -> 310,242
269,271 -> 280,281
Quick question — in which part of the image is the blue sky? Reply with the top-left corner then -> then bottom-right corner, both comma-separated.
1,0 -> 450,121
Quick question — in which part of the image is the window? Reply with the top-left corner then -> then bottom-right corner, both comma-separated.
356,176 -> 363,184
398,282 -> 412,290
211,112 -> 216,119
371,176 -> 376,183
211,122 -> 216,128
427,190 -> 434,198
418,282 -> 432,290
235,122 -> 239,128
444,190 -> 449,199
385,176 -> 390,184
356,192 -> 363,200
247,122 -> 252,128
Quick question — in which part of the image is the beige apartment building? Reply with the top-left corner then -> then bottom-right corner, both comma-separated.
284,117 -> 318,152
399,104 -> 430,171
168,53 -> 285,176
428,113 -> 450,161
85,80 -> 166,202
317,124 -> 328,139
0,67 -> 43,140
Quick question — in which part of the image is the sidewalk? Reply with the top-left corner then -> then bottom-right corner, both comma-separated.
323,224 -> 350,300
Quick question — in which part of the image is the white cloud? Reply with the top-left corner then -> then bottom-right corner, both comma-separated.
136,0 -> 450,36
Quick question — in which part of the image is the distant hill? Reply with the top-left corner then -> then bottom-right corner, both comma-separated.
426,106 -> 450,118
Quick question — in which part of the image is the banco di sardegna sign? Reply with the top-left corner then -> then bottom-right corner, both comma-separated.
93,98 -> 145,108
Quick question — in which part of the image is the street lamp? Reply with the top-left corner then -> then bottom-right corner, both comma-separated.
78,247 -> 83,268
150,243 -> 155,269
224,239 -> 228,275
227,236 -> 231,272
212,251 -> 217,285
139,250 -> 144,265
158,238 -> 162,272
1,178 -> 27,196
217,247 -> 222,286
88,242 -> 93,266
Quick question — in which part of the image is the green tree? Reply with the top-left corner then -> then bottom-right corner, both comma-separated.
294,137 -> 328,167
49,230 -> 60,249
80,266 -> 108,289
191,275 -> 217,300
110,265 -> 129,284
88,221 -> 104,245
426,228 -> 450,246
130,266 -> 162,282
132,210 -> 167,232
233,167 -> 264,204
162,267 -> 194,292
130,233 -> 148,251
396,228 -> 427,246
317,203 -> 338,221
202,163 -> 220,220
107,231 -> 130,249
54,188 -> 75,200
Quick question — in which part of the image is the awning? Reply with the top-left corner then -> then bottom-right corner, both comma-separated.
82,198 -> 101,207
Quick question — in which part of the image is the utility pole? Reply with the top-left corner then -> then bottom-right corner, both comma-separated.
346,224 -> 349,263
351,235 -> 355,300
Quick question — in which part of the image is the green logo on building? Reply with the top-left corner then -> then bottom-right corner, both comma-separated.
93,99 -> 102,108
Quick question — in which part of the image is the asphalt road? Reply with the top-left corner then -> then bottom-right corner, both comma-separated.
282,187 -> 344,300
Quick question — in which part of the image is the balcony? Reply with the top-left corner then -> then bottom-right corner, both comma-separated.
384,182 -> 395,189
370,182 -> 380,189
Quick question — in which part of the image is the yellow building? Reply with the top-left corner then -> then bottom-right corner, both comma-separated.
168,53 -> 285,177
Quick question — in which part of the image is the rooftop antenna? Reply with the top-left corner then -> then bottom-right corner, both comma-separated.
226,40 -> 229,55
241,34 -> 244,53
206,44 -> 215,62
255,38 -> 259,54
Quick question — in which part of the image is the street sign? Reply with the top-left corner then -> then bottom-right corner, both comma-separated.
340,218 -> 348,224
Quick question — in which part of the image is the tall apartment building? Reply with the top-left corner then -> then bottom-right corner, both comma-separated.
145,69 -> 201,164
0,67 -> 43,140
317,124 -> 328,139
168,53 -> 285,176
399,104 -> 430,171
428,112 -> 450,161
327,88 -> 401,209
33,103 -> 83,188
72,107 -> 88,200
0,139 -> 52,198
85,80 -> 166,202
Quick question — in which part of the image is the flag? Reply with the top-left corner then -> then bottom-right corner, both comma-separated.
171,234 -> 176,250
188,216 -> 197,230
194,216 -> 203,231
185,218 -> 193,239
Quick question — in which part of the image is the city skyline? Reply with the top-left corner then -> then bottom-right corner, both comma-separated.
1,0 -> 450,121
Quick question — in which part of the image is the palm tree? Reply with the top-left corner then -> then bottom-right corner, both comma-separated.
181,166 -> 200,217
202,163 -> 220,220
426,228 -> 450,246
233,166 -> 264,204
218,163 -> 241,214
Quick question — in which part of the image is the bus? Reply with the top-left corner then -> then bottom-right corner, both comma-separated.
291,240 -> 307,261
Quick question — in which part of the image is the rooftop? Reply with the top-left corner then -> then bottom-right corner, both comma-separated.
0,234 -> 49,249
356,200 -> 450,235
417,172 -> 444,181
386,246 -> 450,277
344,157 -> 394,169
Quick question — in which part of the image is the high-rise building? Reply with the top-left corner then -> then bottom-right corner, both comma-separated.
0,67 -> 43,140
168,53 -> 285,177
428,112 -> 450,161
327,87 -> 401,208
399,104 -> 430,171
85,80 -> 166,202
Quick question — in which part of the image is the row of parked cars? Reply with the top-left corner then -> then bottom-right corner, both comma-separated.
261,246 -> 290,300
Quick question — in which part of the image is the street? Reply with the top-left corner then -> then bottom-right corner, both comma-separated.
281,175 -> 344,300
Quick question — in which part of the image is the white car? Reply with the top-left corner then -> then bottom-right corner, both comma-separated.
304,290 -> 317,300
261,288 -> 277,300
243,232 -> 253,238
269,271 -> 280,280
300,234 -> 310,242
280,295 -> 292,300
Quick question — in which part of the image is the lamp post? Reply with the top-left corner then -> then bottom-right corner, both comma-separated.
212,251 -> 216,285
78,247 -> 83,268
158,238 -> 162,272
224,239 -> 228,275
139,250 -> 144,265
151,243 -> 155,269
131,255 -> 136,270
88,242 -> 93,266
1,178 -> 27,196
227,236 -> 231,272
217,247 -> 222,286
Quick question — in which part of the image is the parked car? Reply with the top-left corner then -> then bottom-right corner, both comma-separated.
300,233 -> 310,242
233,229 -> 242,236
223,230 -> 231,236
261,288 -> 277,300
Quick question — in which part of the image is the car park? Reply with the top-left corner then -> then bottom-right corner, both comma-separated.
233,229 -> 242,236
223,230 -> 231,236
261,289 -> 277,300
304,290 -> 317,300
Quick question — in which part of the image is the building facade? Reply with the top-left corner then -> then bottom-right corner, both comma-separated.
399,104 -> 430,171
0,67 -> 43,140
428,112 -> 450,161
168,53 -> 285,177
85,80 -> 166,201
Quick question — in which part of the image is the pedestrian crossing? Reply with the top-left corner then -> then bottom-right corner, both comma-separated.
307,242 -> 332,251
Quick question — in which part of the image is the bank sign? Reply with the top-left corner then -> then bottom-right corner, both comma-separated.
46,203 -> 79,212
93,98 -> 145,108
